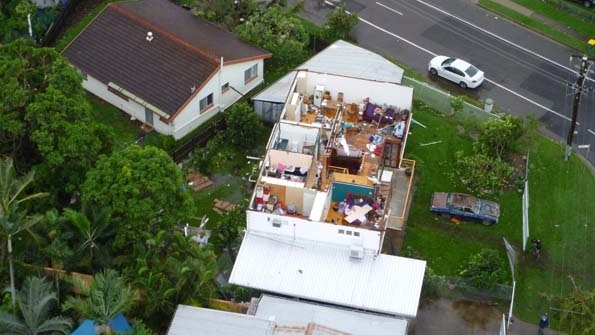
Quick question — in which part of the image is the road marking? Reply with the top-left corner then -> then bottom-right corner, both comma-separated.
484,79 -> 572,122
358,16 -> 574,123
363,3 -> 584,125
376,2 -> 403,15
411,0 -> 580,75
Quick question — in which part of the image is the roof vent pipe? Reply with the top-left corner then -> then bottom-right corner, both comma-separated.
146,32 -> 154,42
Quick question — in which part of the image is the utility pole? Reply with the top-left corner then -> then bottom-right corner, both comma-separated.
565,55 -> 594,161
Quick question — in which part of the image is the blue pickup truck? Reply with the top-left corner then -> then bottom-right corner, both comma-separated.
430,192 -> 500,225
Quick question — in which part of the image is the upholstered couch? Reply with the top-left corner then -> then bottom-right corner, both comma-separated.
362,103 -> 396,124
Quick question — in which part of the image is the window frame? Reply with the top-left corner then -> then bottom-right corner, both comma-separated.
244,64 -> 258,83
199,93 -> 214,113
221,82 -> 230,94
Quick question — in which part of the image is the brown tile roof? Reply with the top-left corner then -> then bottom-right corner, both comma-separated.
62,0 -> 271,117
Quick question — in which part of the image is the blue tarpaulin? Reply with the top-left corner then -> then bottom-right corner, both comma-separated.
70,313 -> 132,335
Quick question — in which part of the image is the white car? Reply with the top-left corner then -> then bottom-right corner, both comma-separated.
428,56 -> 485,89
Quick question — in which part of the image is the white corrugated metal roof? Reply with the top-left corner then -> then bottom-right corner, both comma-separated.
256,295 -> 409,335
229,232 -> 426,318
166,305 -> 275,335
252,40 -> 404,103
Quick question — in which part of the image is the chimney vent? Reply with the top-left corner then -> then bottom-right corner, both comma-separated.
146,31 -> 154,42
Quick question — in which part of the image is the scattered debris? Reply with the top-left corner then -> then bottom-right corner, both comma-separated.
420,140 -> 442,146
213,199 -> 237,214
186,172 -> 213,191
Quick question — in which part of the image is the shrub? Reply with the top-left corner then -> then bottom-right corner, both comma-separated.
459,249 -> 508,289
321,5 -> 359,42
474,115 -> 525,160
453,151 -> 516,195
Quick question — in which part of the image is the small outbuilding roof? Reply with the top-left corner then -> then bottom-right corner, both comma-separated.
255,295 -> 409,335
252,40 -> 404,104
229,231 -> 426,318
166,305 -> 275,335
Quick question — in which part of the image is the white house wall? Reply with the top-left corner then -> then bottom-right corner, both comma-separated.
172,59 -> 265,140
297,72 -> 413,111
246,211 -> 382,252
82,75 -> 173,135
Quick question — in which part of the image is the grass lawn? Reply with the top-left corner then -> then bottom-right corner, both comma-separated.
403,102 -> 595,323
479,0 -> 595,56
87,93 -> 140,147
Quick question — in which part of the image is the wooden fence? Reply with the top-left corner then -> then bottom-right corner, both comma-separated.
169,119 -> 226,163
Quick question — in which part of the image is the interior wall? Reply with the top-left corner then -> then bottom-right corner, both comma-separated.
302,188 -> 317,217
268,150 -> 313,170
286,187 -> 303,213
267,183 -> 287,208
277,123 -> 320,153
300,71 -> 413,111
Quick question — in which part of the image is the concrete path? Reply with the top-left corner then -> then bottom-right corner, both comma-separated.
414,298 -> 565,335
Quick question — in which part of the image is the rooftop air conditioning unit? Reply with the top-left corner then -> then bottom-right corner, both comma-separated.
350,245 -> 364,260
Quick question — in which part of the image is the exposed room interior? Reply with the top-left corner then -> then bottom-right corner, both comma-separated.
249,70 -> 414,232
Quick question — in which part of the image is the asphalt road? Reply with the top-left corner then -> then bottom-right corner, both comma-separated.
310,0 -> 595,165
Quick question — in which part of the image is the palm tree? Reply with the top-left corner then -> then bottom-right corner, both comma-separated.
63,269 -> 136,335
0,157 -> 48,308
0,276 -> 72,335
63,203 -> 114,271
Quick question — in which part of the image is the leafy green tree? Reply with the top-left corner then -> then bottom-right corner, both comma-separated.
0,40 -> 114,205
459,248 -> 508,289
224,102 -> 266,150
27,86 -> 114,201
0,276 -> 72,335
82,145 -> 194,251
322,5 -> 359,42
556,281 -> 594,335
189,0 -> 259,29
0,1 -> 30,43
125,230 -> 217,332
234,5 -> 308,70
63,269 -> 136,335
0,157 -> 48,309
211,204 -> 246,262
475,115 -> 525,160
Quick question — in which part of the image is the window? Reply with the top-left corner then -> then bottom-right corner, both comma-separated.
354,232 -> 360,237
221,82 -> 230,93
199,93 -> 213,112
338,229 -> 345,234
244,64 -> 258,83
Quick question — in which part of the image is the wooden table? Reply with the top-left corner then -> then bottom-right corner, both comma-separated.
344,204 -> 373,224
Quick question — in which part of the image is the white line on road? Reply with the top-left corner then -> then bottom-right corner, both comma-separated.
485,78 -> 572,122
376,2 -> 403,15
412,0 -> 580,75
362,3 -> 580,124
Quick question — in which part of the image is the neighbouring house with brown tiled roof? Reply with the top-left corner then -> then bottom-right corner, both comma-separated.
62,0 -> 271,140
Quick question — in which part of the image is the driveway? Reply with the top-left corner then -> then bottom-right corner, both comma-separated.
415,298 -> 565,335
